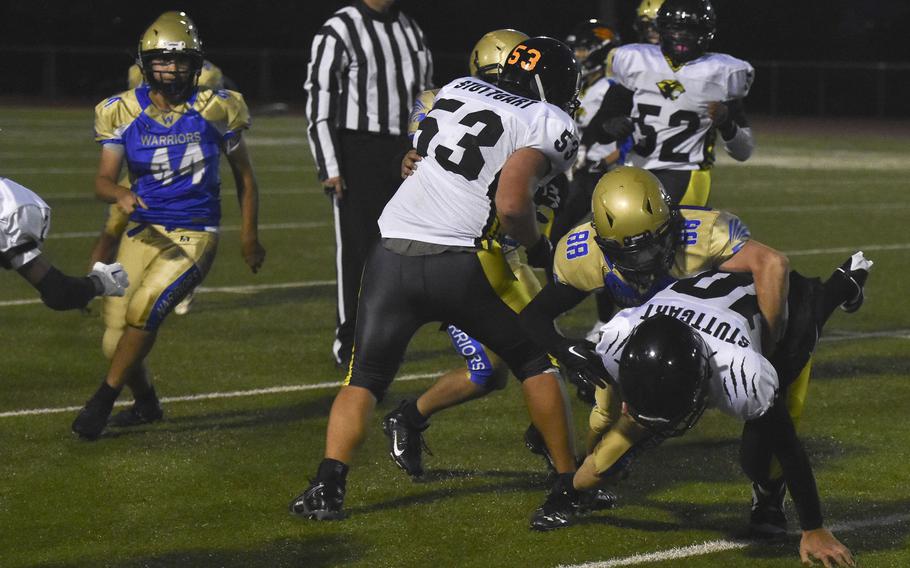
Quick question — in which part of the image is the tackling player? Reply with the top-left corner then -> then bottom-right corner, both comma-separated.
290,37 -> 589,527
538,265 -> 867,567
2,177 -> 128,309
70,11 -> 266,440
586,0 -> 754,205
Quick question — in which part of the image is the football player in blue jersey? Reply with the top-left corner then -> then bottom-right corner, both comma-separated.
88,51 -> 228,316
71,11 -> 266,440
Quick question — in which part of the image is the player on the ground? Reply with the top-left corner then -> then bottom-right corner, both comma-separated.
70,11 -> 265,440
586,0 -> 754,206
520,167 -> 788,407
2,177 -> 128,309
289,37 -> 591,527
535,263 -> 867,567
88,26 -> 228,316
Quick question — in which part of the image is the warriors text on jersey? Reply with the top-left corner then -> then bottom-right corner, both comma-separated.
94,85 -> 250,230
609,43 -> 753,171
379,77 -> 579,248
553,206 -> 751,307
596,270 -> 778,421
0,178 -> 51,269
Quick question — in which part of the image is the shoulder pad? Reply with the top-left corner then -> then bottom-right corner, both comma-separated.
553,223 -> 606,292
94,90 -> 141,143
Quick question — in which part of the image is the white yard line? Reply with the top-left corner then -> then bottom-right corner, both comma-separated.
557,513 -> 910,568
47,221 -> 328,240
0,372 -> 437,419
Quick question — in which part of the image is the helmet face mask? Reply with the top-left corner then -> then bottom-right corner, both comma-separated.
656,0 -> 716,65
138,11 -> 204,101
590,167 -> 680,287
618,314 -> 712,437
498,36 -> 581,116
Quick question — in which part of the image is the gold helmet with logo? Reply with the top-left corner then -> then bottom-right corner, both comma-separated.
469,29 -> 529,82
137,11 -> 204,99
591,167 -> 679,284
635,0 -> 665,44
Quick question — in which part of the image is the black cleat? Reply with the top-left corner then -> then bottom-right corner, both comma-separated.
530,477 -> 579,531
382,400 -> 430,478
289,480 -> 346,521
109,399 -> 163,428
71,397 -> 114,440
576,488 -> 618,514
749,480 -> 787,537
836,251 -> 873,313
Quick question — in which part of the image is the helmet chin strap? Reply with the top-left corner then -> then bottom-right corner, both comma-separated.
533,74 -> 548,103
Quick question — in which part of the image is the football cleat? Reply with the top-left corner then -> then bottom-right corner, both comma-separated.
530,477 -> 579,531
836,251 -> 873,313
289,480 -> 346,521
382,400 -> 431,478
173,290 -> 196,316
109,399 -> 164,428
71,397 -> 115,440
576,488 -> 618,514
749,480 -> 787,537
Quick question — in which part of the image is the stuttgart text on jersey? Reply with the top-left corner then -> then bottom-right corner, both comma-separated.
451,80 -> 539,109
639,302 -> 751,348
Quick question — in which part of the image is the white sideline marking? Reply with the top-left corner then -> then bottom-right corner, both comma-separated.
557,513 -> 910,568
47,221 -> 328,240
0,372 -> 437,419
40,187 -> 326,200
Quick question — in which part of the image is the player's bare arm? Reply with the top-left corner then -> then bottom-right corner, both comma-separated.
495,147 -> 549,248
718,240 -> 789,350
225,134 -> 266,273
94,147 -> 146,214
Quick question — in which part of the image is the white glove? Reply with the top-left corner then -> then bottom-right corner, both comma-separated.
90,261 -> 129,297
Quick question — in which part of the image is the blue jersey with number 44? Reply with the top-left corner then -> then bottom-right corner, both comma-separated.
94,85 -> 251,230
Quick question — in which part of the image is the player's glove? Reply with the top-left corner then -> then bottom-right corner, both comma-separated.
525,235 -> 554,280
553,339 -> 610,400
601,116 -> 634,142
89,261 -> 129,297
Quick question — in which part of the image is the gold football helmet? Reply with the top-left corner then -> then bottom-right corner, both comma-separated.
635,0 -> 664,44
591,167 -> 679,282
469,29 -> 529,82
137,11 -> 204,99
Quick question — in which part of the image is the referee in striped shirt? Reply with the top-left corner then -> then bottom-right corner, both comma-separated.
305,0 -> 433,368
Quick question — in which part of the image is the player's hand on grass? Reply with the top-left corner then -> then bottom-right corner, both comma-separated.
800,528 -> 855,568
401,149 -> 422,179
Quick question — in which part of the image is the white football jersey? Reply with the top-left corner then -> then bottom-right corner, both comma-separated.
595,271 -> 778,422
575,76 -> 616,163
610,44 -> 754,171
379,77 -> 579,248
0,177 -> 51,270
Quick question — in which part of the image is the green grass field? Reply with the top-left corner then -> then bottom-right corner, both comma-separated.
1,107 -> 908,568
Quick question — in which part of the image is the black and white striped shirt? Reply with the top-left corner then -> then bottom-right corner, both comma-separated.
304,1 -> 433,180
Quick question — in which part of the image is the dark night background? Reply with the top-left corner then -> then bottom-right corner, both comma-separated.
1,0 -> 909,115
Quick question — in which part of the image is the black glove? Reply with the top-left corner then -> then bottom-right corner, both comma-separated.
552,339 -> 610,396
601,116 -> 634,142
526,235 -> 554,280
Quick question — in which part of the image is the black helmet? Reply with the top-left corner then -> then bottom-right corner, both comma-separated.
565,20 -> 620,79
499,36 -> 581,115
656,0 -> 716,66
617,314 -> 712,437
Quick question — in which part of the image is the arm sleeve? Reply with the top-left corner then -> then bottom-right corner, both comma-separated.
33,266 -> 99,311
519,279 -> 589,352
580,83 -> 634,146
741,400 -> 824,531
303,24 -> 348,180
